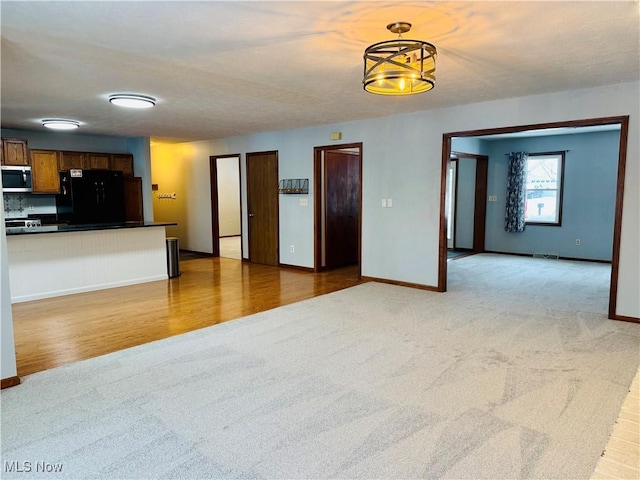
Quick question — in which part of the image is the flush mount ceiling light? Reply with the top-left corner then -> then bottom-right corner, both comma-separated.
108,93 -> 156,109
363,22 -> 437,95
42,119 -> 80,130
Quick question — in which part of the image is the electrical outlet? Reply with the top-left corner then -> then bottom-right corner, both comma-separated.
488,195 -> 498,202
299,198 -> 308,206
575,239 -> 581,246
381,199 -> 387,208
290,245 -> 295,253
387,198 -> 393,208
28,205 -> 34,210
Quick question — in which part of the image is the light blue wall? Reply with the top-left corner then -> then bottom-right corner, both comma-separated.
484,130 -> 620,260
1,129 -> 153,221
452,137 -> 487,155
1,128 -> 130,152
455,159 -> 476,249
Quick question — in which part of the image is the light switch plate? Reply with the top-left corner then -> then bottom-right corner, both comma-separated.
488,195 -> 498,202
300,198 -> 308,206
381,199 -> 387,208
387,198 -> 393,208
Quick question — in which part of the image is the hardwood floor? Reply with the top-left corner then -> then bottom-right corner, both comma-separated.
592,369 -> 640,480
11,258 -> 363,377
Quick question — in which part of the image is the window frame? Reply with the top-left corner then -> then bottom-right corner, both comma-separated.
524,151 -> 565,227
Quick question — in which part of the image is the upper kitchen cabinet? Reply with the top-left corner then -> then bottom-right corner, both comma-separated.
87,153 -> 110,170
59,151 -> 87,170
1,138 -> 30,166
111,154 -> 134,177
31,150 -> 60,194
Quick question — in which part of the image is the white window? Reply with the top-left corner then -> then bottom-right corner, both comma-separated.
525,152 -> 565,225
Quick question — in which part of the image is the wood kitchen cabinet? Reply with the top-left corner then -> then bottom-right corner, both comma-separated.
59,151 -> 87,170
111,154 -> 134,177
31,150 -> 60,194
123,176 -> 144,221
1,138 -> 30,166
87,153 -> 110,170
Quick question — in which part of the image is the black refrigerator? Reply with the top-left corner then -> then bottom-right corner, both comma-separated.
56,170 -> 125,224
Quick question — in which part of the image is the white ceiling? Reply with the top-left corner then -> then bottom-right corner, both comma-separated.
1,1 -> 638,143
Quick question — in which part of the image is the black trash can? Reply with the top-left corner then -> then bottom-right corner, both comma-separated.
166,237 -> 181,278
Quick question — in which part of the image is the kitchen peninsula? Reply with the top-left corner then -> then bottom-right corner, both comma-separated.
6,221 -> 176,303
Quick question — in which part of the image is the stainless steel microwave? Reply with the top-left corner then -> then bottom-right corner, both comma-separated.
1,165 -> 33,192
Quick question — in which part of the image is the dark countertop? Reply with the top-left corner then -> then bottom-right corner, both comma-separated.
5,221 -> 177,236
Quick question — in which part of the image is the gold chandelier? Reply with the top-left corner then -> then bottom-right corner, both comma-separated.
363,22 -> 436,95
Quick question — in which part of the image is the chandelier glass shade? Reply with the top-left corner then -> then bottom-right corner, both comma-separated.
363,22 -> 436,96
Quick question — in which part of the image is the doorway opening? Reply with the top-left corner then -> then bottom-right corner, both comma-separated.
209,154 -> 242,260
440,116 -> 629,320
313,143 -> 362,275
446,151 -> 488,261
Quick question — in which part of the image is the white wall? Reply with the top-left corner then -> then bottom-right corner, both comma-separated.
0,206 -> 18,381
165,81 -> 640,318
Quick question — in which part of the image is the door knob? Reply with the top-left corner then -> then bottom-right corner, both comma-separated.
249,213 -> 255,217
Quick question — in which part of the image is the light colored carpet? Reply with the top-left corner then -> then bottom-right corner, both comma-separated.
2,254 -> 638,479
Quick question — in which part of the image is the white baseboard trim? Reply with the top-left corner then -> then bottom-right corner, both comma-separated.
11,275 -> 168,303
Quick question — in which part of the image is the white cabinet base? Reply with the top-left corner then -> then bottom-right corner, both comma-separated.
7,227 -> 168,303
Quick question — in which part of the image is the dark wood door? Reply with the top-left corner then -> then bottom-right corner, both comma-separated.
247,151 -> 279,266
325,150 -> 360,268
473,157 -> 488,252
123,177 -> 143,222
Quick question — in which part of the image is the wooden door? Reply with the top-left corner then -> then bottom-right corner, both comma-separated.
324,150 -> 360,268
246,151 -> 279,266
123,177 -> 143,222
473,157 -> 488,252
